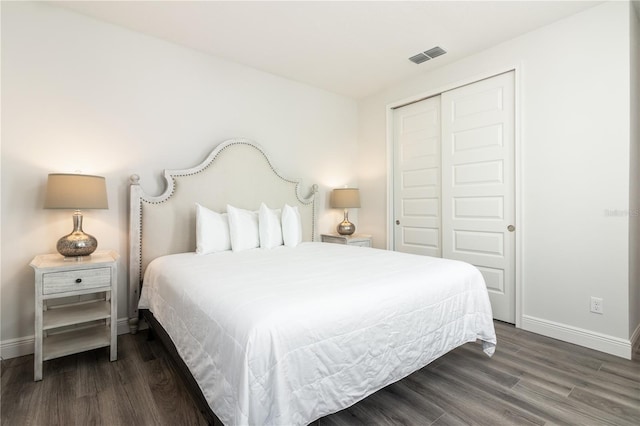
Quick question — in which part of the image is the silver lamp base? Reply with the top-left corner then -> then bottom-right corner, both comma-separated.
57,211 -> 98,258
337,210 -> 356,235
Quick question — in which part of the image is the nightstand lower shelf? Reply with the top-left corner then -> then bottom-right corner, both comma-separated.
43,300 -> 111,330
43,326 -> 111,361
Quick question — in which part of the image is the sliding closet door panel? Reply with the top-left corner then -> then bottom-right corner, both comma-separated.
393,96 -> 441,256
442,71 -> 515,323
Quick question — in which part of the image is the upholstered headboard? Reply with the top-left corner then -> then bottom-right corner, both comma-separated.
128,139 -> 318,332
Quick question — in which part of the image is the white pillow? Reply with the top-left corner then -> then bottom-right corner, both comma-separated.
195,203 -> 231,254
227,204 -> 260,252
282,204 -> 302,247
259,203 -> 283,249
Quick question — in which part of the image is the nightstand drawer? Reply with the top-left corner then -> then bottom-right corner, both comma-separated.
43,267 -> 111,295
322,235 -> 347,244
321,233 -> 372,247
349,240 -> 371,247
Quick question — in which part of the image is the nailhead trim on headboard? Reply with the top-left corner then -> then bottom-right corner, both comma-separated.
128,139 -> 318,333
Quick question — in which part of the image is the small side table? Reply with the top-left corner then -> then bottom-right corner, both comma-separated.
30,250 -> 119,381
321,233 -> 372,247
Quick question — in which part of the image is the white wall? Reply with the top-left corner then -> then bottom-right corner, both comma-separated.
0,2 -> 358,355
358,1 -> 637,356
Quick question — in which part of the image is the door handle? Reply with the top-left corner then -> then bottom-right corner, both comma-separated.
507,225 -> 515,232
396,220 -> 400,225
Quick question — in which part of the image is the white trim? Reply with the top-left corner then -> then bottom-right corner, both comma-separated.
513,63 -> 524,329
631,322 -> 640,356
0,335 -> 34,360
387,66 -> 522,110
0,317 -> 140,360
385,65 -> 523,328
4,315 -> 633,361
521,315 -> 634,360
118,316 -> 147,334
385,106 -> 394,250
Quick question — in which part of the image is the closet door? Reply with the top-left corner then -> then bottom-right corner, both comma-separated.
393,96 -> 441,256
441,71 -> 515,323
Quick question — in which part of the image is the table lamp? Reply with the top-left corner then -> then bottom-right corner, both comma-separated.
44,173 -> 108,258
331,188 -> 360,235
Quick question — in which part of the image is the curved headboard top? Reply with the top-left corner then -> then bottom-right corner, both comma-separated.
128,139 -> 318,330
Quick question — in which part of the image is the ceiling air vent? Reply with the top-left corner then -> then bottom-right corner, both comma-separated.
409,53 -> 430,64
409,46 -> 447,64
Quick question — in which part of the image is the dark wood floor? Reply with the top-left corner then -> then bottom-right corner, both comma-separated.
2,321 -> 639,425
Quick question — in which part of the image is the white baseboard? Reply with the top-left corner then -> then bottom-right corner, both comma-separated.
631,322 -> 640,356
1,317 -> 141,360
521,315 -> 634,360
3,315 -> 634,361
0,335 -> 34,360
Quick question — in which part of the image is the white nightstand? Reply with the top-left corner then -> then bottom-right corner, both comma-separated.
29,250 -> 119,381
321,233 -> 372,247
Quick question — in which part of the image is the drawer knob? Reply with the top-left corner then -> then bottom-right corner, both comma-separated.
75,278 -> 82,284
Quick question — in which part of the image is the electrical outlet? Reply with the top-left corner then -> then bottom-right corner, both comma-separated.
590,297 -> 603,314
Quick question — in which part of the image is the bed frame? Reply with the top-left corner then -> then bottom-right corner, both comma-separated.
143,309 -> 222,425
128,138 -> 318,333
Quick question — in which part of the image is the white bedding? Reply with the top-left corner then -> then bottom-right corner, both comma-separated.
139,242 -> 496,426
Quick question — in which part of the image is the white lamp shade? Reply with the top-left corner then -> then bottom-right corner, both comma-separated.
331,188 -> 360,209
44,173 -> 108,209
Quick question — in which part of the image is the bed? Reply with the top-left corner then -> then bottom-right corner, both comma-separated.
128,138 -> 497,425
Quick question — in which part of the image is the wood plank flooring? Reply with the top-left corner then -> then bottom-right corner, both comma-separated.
2,321 -> 638,425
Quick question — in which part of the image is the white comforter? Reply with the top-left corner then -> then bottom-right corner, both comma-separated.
139,242 -> 496,426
